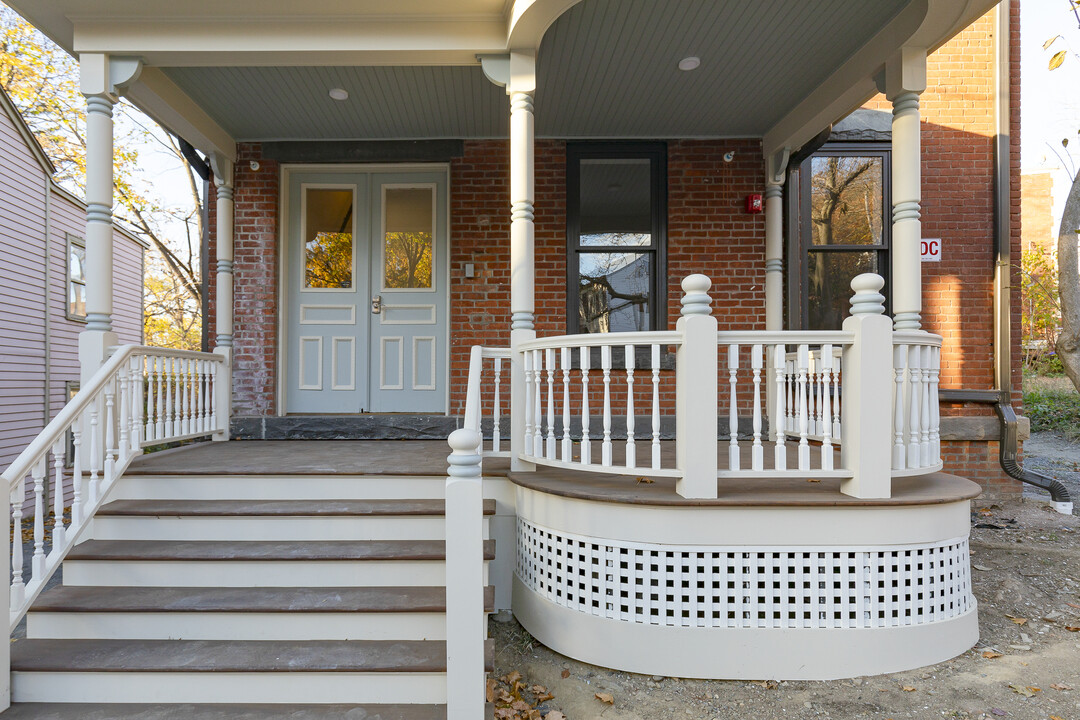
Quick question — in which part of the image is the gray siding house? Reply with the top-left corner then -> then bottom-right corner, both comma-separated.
0,86 -> 145,476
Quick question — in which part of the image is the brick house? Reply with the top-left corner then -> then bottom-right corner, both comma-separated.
0,0 -> 1055,716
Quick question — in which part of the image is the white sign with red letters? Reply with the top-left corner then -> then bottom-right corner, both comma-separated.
921,238 -> 941,262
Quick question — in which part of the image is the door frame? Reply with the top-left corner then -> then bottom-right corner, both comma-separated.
277,163 -> 453,416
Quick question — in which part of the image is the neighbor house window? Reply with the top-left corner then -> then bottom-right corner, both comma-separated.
67,234 -> 87,320
567,143 -> 666,334
799,144 -> 890,330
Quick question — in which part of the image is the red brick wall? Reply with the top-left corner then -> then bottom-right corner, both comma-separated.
209,6 -> 1021,493
209,144 -> 280,417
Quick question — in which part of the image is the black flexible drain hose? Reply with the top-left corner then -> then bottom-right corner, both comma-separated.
995,402 -> 1073,514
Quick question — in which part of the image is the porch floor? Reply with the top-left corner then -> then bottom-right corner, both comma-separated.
129,441 -> 981,507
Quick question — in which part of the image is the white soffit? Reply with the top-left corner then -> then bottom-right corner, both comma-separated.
159,0 -> 912,141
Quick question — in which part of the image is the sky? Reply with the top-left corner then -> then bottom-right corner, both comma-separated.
1021,0 -> 1080,235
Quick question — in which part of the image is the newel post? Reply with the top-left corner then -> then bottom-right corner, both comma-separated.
675,275 -> 718,499
445,428 -> 485,720
840,274 -> 894,499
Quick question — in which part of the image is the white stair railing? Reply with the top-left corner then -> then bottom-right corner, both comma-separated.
3,345 -> 228,632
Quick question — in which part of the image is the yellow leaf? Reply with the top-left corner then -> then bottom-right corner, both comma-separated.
806,478 -> 822,483
982,651 -> 1003,659
1050,50 -> 1067,70
1044,35 -> 1061,50
1007,615 -> 1028,625
595,692 -> 614,704
1009,684 -> 1035,697
1064,625 -> 1080,632
1050,683 -> 1073,691
636,476 -> 654,484
902,685 -> 917,692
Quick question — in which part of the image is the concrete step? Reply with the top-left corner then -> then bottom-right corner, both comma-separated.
11,638 -> 493,704
91,499 -> 496,541
0,703 -> 494,720
27,585 -> 495,641
112,475 -> 448,501
62,540 -> 495,587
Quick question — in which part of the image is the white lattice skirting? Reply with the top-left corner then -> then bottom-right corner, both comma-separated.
512,516 -> 980,679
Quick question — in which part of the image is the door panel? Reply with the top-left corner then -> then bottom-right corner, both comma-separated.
284,170 -> 446,414
367,174 -> 447,412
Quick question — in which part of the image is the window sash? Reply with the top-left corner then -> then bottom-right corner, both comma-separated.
566,143 -> 666,334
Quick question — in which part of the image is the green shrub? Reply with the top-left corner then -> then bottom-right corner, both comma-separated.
1024,388 -> 1080,440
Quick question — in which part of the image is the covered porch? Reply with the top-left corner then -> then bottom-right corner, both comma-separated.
0,0 -> 1008,715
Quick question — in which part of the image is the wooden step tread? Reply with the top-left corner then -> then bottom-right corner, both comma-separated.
66,540 -> 496,562
12,639 -> 494,673
98,499 -> 497,517
0,704 -> 479,720
30,585 -> 495,614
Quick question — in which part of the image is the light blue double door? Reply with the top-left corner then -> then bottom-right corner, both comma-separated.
285,169 -> 448,414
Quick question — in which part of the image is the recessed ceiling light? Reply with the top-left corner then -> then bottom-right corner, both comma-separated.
678,56 -> 701,71
328,88 -> 349,101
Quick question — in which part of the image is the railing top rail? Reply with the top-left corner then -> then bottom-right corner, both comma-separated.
519,330 -> 682,352
120,345 -> 226,361
479,347 -> 511,359
892,330 -> 943,346
715,330 -> 854,345
1,344 -> 220,486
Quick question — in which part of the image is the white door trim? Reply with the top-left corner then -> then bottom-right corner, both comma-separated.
276,163 -> 452,416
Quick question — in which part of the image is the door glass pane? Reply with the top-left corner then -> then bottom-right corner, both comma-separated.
384,187 -> 434,289
579,158 -> 652,247
304,188 -> 354,289
809,156 -> 883,246
808,251 -> 878,330
578,252 -> 651,333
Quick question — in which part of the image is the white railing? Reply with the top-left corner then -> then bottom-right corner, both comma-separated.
782,344 -> 844,444
462,346 -> 511,458
722,332 -> 851,476
2,345 -> 228,628
518,331 -> 683,477
891,331 -> 943,474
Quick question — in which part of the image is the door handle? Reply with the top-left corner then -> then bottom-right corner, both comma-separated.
371,295 -> 382,314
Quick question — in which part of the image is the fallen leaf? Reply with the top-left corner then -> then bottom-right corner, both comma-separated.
1050,49 -> 1067,70
1006,615 -> 1028,625
494,709 -> 514,720
1008,684 -> 1037,697
595,692 -> 614,704
972,564 -> 992,572
1050,683 -> 1074,691
979,508 -> 994,516
512,699 -> 531,712
486,678 -> 497,703
990,710 -> 1006,717
1065,602 -> 1080,609
530,685 -> 548,695
636,476 -> 654,484
982,651 -> 1003,659
755,679 -> 778,689
806,478 -> 821,483
1050,715 -> 1065,720
560,669 -> 570,679
502,671 -> 522,685
902,685 -> 917,692
1064,626 -> 1080,632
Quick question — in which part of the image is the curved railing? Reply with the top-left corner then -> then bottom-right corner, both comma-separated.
518,330 -> 683,476
891,331 -> 943,475
2,345 -> 228,628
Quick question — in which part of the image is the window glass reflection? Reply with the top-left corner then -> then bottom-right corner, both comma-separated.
304,188 -> 354,289
578,253 -> 651,333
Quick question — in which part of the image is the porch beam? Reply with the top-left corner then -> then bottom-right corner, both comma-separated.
78,53 -> 142,380
123,68 -> 237,162
762,0 -> 995,161
72,19 -> 506,67
886,47 -> 927,331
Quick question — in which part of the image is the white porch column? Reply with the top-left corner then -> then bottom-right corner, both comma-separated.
763,149 -> 789,332
211,154 -> 235,440
78,54 -> 141,383
886,48 -> 927,331
507,53 -> 537,471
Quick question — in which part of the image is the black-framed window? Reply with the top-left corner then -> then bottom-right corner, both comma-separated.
567,143 -> 666,334
798,143 -> 890,330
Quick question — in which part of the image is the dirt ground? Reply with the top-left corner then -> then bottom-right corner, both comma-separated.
491,431 -> 1080,720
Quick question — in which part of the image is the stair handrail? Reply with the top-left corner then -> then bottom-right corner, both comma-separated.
3,344 -> 228,630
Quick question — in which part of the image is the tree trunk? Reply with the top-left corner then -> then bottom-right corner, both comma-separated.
1056,166 -> 1080,393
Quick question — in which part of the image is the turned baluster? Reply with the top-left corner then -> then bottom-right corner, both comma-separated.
751,344 -> 763,472
625,344 -> 636,469
580,347 -> 591,465
601,345 -> 612,467
651,344 -> 661,470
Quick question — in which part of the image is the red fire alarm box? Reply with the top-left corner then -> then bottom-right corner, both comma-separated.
745,194 -> 763,214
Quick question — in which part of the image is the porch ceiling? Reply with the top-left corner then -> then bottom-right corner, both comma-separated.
158,0 -> 910,141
